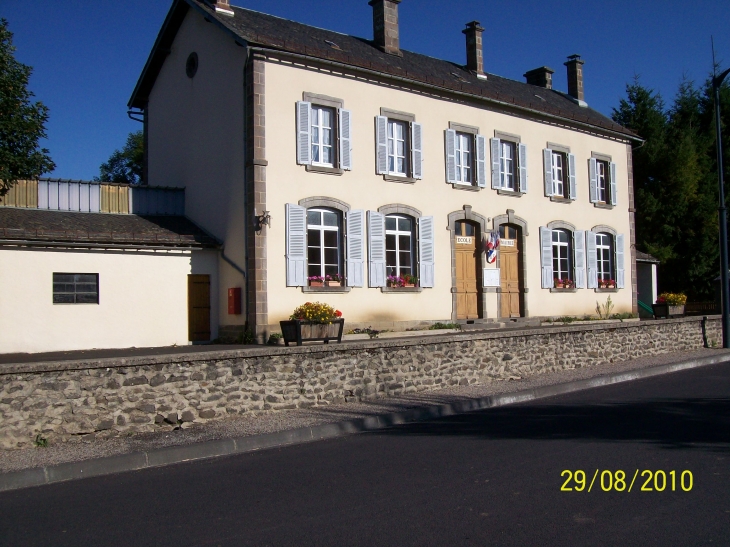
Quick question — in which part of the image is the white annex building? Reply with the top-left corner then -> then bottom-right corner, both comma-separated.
0,0 -> 641,353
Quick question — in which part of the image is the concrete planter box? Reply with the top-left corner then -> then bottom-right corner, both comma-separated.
279,319 -> 345,346
652,304 -> 685,319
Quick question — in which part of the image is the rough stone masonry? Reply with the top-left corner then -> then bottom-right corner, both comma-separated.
0,316 -> 720,449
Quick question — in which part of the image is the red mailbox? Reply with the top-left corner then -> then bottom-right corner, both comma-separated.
228,287 -> 242,315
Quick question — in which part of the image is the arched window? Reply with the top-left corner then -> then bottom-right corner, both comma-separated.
385,214 -> 415,277
552,229 -> 572,281
306,208 -> 341,278
596,232 -> 614,281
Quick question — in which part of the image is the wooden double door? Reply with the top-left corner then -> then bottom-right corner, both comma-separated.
499,224 -> 524,318
455,221 -> 482,320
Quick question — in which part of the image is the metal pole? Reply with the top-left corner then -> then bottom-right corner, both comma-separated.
714,68 -> 730,347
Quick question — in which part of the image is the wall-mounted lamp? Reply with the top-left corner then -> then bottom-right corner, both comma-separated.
253,209 -> 271,232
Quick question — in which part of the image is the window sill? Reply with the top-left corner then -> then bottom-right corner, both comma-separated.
450,183 -> 481,192
549,288 -> 577,293
302,286 -> 351,293
306,164 -> 344,176
593,202 -> 614,209
595,288 -> 619,293
383,174 -> 417,184
550,196 -> 573,204
381,286 -> 423,293
497,189 -> 524,198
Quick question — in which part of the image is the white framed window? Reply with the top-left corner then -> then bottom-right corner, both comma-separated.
311,106 -> 334,167
551,152 -> 565,196
306,208 -> 341,278
491,137 -> 528,193
500,141 -> 515,190
385,214 -> 414,277
596,233 -> 613,281
596,160 -> 608,203
387,120 -> 408,175
552,229 -> 572,281
455,133 -> 472,184
296,101 -> 352,171
376,115 -> 423,180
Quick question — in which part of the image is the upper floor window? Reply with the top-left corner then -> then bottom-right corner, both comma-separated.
388,120 -> 408,175
445,127 -> 487,187
543,147 -> 576,200
311,106 -> 334,167
385,214 -> 414,277
375,111 -> 423,181
296,98 -> 352,172
490,136 -> 527,193
589,156 -> 617,206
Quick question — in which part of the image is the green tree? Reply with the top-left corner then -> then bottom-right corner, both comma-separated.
96,130 -> 143,184
0,18 -> 55,196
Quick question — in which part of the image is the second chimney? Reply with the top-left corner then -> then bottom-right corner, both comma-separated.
369,0 -> 402,56
564,54 -> 585,102
463,21 -> 486,79
212,0 -> 234,16
523,66 -> 554,89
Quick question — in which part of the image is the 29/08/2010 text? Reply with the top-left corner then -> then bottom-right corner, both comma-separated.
560,470 -> 693,492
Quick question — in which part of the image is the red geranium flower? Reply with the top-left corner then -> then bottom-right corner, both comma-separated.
335,310 -> 342,317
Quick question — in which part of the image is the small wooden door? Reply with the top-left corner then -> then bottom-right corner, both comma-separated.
188,274 -> 211,342
499,225 -> 523,318
455,221 -> 481,319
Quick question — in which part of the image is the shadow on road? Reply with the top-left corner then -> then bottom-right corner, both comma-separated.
363,397 -> 730,451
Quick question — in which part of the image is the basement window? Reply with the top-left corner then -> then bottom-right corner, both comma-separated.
53,273 -> 99,304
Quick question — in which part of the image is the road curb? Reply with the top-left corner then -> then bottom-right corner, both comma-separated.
2,352 -> 729,493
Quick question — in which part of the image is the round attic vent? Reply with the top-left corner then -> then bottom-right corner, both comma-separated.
186,52 -> 199,78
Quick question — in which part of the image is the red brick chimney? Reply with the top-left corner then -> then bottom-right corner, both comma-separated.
212,0 -> 234,16
369,0 -> 402,56
523,66 -> 554,89
463,21 -> 486,80
564,54 -> 585,103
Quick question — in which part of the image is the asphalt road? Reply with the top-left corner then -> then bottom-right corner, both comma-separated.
1,362 -> 729,547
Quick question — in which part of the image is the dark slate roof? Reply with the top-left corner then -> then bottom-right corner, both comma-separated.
130,0 -> 638,140
0,208 -> 219,249
636,250 -> 660,263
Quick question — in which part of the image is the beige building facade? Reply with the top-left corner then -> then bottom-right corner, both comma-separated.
132,0 -> 640,341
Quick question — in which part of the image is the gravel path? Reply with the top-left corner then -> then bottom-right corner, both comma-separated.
2,347 -> 728,473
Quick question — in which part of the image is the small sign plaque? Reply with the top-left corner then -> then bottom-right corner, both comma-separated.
456,236 -> 473,244
483,268 -> 501,287
501,239 -> 516,247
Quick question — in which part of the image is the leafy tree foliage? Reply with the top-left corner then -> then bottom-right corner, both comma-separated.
613,73 -> 730,300
96,130 -> 144,185
0,18 -> 55,196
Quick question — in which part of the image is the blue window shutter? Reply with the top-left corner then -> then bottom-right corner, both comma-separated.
411,122 -> 423,179
586,231 -> 598,288
476,135 -> 487,188
616,233 -> 625,289
490,138 -> 501,189
376,116 -> 388,174
543,149 -> 553,197
518,143 -> 528,193
540,226 -> 553,288
368,211 -> 386,287
418,216 -> 435,287
610,162 -> 618,206
568,153 -> 577,200
445,129 -> 457,183
296,101 -> 311,165
339,109 -> 353,171
574,230 -> 586,288
346,209 -> 364,287
285,203 -> 307,286
589,158 -> 598,203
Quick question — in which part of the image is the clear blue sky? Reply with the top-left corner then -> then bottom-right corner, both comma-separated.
3,0 -> 730,180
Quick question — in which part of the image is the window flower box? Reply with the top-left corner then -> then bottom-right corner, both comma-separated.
598,279 -> 616,289
325,274 -> 343,287
554,278 -> 574,289
308,276 -> 324,287
652,293 -> 687,318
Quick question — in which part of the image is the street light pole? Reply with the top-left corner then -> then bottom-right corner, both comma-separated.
713,66 -> 730,348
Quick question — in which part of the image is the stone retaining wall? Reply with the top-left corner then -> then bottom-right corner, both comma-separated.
0,317 -> 720,449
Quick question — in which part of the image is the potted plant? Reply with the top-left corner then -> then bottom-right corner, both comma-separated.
562,278 -> 575,289
387,275 -> 405,287
403,274 -> 418,288
652,293 -> 687,318
598,278 -> 616,289
554,278 -> 564,289
279,301 -> 345,346
308,275 -> 324,287
326,273 -> 343,287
